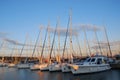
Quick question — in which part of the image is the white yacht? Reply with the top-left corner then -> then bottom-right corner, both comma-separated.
70,56 -> 111,74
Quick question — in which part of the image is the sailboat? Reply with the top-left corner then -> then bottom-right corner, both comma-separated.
39,25 -> 49,71
48,18 -> 62,72
39,25 -> 51,71
17,36 -> 30,69
31,26 -> 50,71
30,28 -> 42,70
61,10 -> 74,72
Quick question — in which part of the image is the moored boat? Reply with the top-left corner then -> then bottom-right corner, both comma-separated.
70,56 -> 111,74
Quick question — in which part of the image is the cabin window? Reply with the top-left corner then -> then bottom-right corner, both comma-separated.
91,58 -> 96,62
85,58 -> 91,62
97,58 -> 102,64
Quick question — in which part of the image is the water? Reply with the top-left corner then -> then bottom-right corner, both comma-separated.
0,67 -> 120,80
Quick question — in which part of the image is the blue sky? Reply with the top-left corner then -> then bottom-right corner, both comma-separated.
0,0 -> 120,52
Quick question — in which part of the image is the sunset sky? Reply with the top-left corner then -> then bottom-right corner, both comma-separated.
0,0 -> 120,56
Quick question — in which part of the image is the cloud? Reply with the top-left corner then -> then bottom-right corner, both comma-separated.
3,38 -> 22,45
98,41 -> 120,46
3,38 -> 45,48
47,24 -> 101,37
0,32 -> 8,38
48,26 -> 78,36
74,24 -> 102,31
92,40 -> 120,49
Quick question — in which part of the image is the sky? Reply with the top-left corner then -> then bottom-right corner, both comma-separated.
0,0 -> 120,56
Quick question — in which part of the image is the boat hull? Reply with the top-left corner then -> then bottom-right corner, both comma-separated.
49,64 -> 61,72
61,63 -> 71,72
8,63 -> 16,68
17,64 -> 30,69
71,64 -> 111,74
30,64 -> 40,70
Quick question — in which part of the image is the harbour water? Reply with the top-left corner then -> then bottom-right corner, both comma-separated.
0,67 -> 120,80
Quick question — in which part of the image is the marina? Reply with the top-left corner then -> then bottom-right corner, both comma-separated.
0,0 -> 120,80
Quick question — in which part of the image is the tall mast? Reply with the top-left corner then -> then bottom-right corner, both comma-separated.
10,45 -> 15,61
83,28 -> 91,56
62,10 -> 71,60
57,17 -> 60,58
40,26 -> 48,63
76,34 -> 82,58
31,30 -> 41,57
69,10 -> 75,57
19,36 -> 27,57
49,18 -> 58,62
94,27 -> 103,55
48,22 -> 51,61
56,18 -> 61,63
104,26 -> 112,57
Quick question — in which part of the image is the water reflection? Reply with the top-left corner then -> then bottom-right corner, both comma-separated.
0,67 -> 119,80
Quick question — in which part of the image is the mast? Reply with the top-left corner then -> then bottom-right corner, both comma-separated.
19,36 -> 27,57
104,26 -> 112,57
62,10 -> 71,61
18,35 -> 28,63
57,17 -> 61,62
83,27 -> 91,56
94,27 -> 103,55
48,22 -> 51,62
10,45 -> 15,62
40,26 -> 48,63
69,10 -> 75,57
49,18 -> 58,63
75,34 -> 82,58
31,28 -> 41,57
58,18 -> 60,59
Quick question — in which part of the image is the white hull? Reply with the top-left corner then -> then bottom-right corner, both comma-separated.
0,63 -> 3,67
8,63 -> 16,68
49,63 -> 61,72
70,56 -> 111,74
71,64 -> 111,74
61,63 -> 71,72
0,63 -> 7,67
17,64 -> 30,69
40,63 -> 49,71
30,64 -> 40,70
